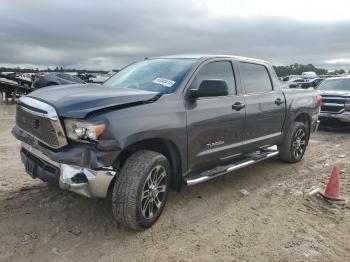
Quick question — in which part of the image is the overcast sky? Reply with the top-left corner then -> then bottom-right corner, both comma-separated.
0,0 -> 350,70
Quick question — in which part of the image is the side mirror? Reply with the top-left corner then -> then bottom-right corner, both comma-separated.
190,79 -> 229,99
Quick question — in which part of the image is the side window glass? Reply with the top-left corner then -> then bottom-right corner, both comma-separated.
239,62 -> 273,93
193,61 -> 236,95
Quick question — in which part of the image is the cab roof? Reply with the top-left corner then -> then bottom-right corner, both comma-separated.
153,54 -> 270,65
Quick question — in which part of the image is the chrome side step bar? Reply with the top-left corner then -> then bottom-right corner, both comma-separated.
185,146 -> 279,186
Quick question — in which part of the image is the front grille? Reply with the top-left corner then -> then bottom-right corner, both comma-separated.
321,105 -> 344,113
322,97 -> 345,104
16,106 -> 59,148
321,96 -> 345,114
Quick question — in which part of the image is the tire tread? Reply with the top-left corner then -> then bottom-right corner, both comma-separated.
112,150 -> 168,230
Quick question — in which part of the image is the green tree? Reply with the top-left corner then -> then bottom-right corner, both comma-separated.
273,64 -> 330,77
334,69 -> 346,75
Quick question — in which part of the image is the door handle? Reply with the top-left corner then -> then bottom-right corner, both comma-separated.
232,102 -> 245,111
275,98 -> 285,105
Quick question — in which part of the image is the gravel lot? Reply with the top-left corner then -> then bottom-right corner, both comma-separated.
0,102 -> 349,262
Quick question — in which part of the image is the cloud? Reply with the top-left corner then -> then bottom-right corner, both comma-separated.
0,0 -> 350,70
324,58 -> 350,64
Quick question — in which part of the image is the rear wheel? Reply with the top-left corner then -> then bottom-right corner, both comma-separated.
111,150 -> 170,230
278,122 -> 309,163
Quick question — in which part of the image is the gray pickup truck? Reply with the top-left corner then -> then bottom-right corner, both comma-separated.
317,77 -> 350,124
13,55 -> 321,230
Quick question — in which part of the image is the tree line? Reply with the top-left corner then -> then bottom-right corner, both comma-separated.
273,63 -> 347,77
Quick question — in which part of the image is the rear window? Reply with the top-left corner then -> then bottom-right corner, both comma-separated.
239,63 -> 273,93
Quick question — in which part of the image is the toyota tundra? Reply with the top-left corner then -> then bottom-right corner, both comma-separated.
13,55 -> 321,230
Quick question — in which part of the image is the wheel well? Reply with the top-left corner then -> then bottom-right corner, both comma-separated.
295,113 -> 311,127
114,138 -> 183,192
294,113 -> 311,143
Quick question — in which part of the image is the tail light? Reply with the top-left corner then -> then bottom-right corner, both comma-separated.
316,95 -> 323,106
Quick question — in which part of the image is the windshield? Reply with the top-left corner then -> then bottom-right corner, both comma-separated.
317,79 -> 350,91
103,58 -> 197,94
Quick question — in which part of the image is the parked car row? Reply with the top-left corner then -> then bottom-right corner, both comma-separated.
288,78 -> 325,89
282,72 -> 325,89
1,71 -> 119,90
32,71 -> 119,88
281,72 -> 317,82
32,72 -> 86,89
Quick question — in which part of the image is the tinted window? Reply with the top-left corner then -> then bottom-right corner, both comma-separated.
193,61 -> 236,95
240,63 -> 273,93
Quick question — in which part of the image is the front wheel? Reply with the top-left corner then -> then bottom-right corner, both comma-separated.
111,150 -> 170,230
278,122 -> 309,163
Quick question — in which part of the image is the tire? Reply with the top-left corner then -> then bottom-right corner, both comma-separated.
278,122 -> 309,163
112,150 -> 170,230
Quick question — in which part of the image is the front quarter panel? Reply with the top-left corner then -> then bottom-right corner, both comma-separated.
89,95 -> 188,173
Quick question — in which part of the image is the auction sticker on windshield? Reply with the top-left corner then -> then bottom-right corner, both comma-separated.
153,77 -> 175,87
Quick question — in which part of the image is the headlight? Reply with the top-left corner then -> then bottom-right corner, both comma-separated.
64,119 -> 106,142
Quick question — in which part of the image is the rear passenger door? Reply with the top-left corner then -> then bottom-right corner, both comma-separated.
238,62 -> 285,150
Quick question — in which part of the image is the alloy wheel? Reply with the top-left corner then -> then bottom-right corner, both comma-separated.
292,128 -> 306,159
141,165 -> 167,219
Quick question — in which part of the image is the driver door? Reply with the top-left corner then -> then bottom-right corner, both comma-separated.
185,60 -> 246,172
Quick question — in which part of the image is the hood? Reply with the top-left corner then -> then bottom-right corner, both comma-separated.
319,90 -> 350,97
27,83 -> 160,118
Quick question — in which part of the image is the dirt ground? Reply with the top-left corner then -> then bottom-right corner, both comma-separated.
0,102 -> 350,262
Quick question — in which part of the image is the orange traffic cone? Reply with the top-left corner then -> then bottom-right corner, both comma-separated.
319,165 -> 346,204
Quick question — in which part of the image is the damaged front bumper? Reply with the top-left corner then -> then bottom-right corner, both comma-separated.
21,142 -> 117,198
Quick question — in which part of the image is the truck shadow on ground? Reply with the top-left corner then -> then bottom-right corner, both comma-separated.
318,123 -> 350,133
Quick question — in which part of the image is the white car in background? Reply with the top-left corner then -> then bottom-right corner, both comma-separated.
302,71 -> 317,79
